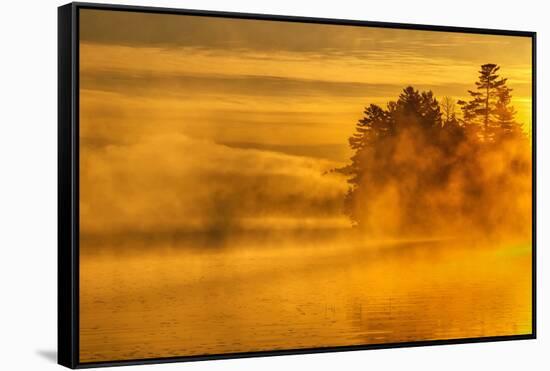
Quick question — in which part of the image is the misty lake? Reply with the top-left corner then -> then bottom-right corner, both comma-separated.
79,232 -> 532,362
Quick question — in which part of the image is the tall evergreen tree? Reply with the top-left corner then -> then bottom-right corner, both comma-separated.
338,86 -> 445,227
420,91 -> 442,129
393,86 -> 442,130
397,86 -> 423,115
494,84 -> 522,138
458,63 -> 506,141
349,104 -> 393,152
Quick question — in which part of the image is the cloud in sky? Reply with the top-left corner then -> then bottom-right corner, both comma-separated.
79,8 -> 532,139
80,9 -> 531,67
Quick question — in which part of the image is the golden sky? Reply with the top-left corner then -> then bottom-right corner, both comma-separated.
80,9 -> 532,149
79,9 -> 532,235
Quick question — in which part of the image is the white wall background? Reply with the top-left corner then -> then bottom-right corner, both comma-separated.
0,0 -> 546,369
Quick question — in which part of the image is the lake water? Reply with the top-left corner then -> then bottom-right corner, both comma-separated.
79,233 -> 532,362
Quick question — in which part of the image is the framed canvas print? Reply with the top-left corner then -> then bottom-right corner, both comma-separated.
58,2 -> 536,368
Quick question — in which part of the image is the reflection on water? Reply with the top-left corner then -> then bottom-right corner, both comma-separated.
79,233 -> 532,362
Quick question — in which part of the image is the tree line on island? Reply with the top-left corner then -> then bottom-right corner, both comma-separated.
337,64 -> 531,240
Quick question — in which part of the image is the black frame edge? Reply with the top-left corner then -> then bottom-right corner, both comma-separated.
531,32 -> 537,339
59,2 -> 536,368
72,1 -> 535,36
58,3 -> 78,369
71,2 -> 535,37
75,334 -> 535,369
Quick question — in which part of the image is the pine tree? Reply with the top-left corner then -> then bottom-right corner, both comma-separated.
420,91 -> 443,129
458,63 -> 506,141
396,86 -> 423,120
392,86 -> 442,131
349,104 -> 393,152
337,87 -> 445,228
337,103 -> 395,224
494,84 -> 522,139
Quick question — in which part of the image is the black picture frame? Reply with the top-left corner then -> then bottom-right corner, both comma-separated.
58,2 -> 537,368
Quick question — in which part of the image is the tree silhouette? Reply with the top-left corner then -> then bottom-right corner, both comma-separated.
337,64 -> 530,237
458,63 -> 507,141
494,84 -> 523,139
337,86 -> 445,227
420,91 -> 442,129
393,86 -> 441,129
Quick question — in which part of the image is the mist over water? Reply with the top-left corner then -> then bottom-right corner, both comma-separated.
78,97 -> 532,363
80,234 -> 531,362
78,92 -> 532,363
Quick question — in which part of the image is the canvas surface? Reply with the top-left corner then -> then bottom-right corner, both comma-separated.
78,8 -> 533,363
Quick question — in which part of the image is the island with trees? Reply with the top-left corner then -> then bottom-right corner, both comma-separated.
336,64 -> 532,241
